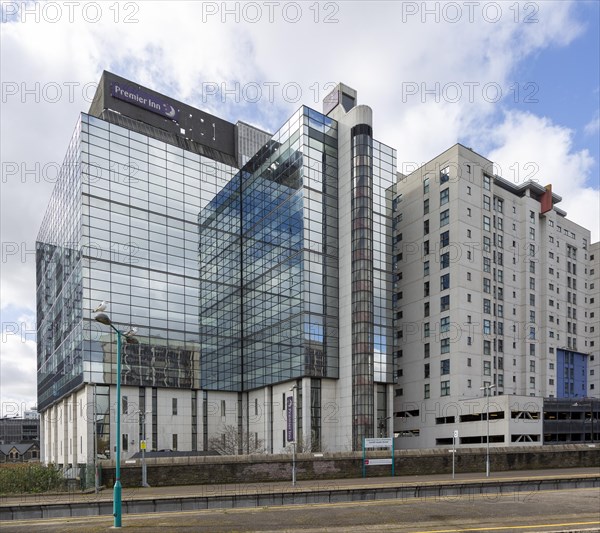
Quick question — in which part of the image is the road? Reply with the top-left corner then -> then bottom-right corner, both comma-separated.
3,487 -> 599,532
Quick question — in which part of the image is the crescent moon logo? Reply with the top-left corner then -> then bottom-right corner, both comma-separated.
163,104 -> 177,118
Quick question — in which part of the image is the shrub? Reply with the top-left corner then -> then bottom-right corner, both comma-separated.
0,463 -> 65,495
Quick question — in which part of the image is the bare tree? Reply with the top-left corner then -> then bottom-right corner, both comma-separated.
208,424 -> 266,455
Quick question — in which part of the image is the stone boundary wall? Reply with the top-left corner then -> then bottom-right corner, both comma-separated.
101,444 -> 600,488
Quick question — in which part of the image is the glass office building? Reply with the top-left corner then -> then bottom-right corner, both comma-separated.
37,74 -> 395,467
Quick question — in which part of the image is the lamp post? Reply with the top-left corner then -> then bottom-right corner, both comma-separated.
480,384 -> 496,478
139,410 -> 150,488
94,311 -> 137,528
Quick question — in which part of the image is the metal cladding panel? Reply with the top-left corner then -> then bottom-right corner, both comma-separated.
90,71 -> 237,158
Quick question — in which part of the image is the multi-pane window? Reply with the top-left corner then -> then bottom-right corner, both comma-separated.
440,274 -> 450,291
484,360 -> 491,375
424,323 -> 430,338
440,359 -> 450,374
440,252 -> 450,269
483,298 -> 491,314
441,381 -> 450,396
424,363 -> 430,378
440,230 -> 449,248
440,295 -> 450,312
440,209 -> 450,227
424,219 -> 429,235
440,316 -> 450,333
483,236 -> 491,252
483,340 -> 491,355
483,195 -> 491,211
483,257 -> 491,272
483,320 -> 491,334
424,343 -> 430,358
440,166 -> 450,183
483,278 -> 491,293
440,188 -> 449,205
424,383 -> 430,399
423,176 -> 430,194
424,198 -> 429,214
483,175 -> 491,190
441,338 -> 450,354
424,281 -> 430,297
424,261 -> 430,276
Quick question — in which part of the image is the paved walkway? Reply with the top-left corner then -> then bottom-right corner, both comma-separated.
2,467 -> 598,507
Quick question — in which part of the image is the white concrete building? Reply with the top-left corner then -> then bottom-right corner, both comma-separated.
392,144 -> 596,449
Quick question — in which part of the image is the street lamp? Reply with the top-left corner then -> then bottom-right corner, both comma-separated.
94,311 -> 137,528
138,410 -> 151,488
480,384 -> 496,478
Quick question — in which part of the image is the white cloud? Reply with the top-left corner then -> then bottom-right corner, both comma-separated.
0,0 -> 597,410
485,110 -> 598,241
584,110 -> 600,136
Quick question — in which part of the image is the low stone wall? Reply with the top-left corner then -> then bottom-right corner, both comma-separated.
101,444 -> 600,488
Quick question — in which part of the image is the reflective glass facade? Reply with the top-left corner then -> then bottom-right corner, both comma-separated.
37,113 -> 237,410
199,107 -> 340,391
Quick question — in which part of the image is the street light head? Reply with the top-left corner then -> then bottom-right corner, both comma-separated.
94,313 -> 112,326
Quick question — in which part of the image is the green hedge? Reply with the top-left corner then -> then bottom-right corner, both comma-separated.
0,463 -> 65,495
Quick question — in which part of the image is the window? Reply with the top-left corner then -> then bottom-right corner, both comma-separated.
467,272 -> 471,281
483,299 -> 491,314
483,175 -> 491,190
441,381 -> 450,396
467,293 -> 472,302
530,344 -> 535,356
424,323 -> 430,338
122,396 -> 128,415
424,261 -> 430,276
530,360 -> 535,372
424,343 -> 430,358
424,198 -> 429,214
529,227 -> 535,240
484,361 -> 491,375
424,301 -> 430,317
467,229 -> 472,238
440,230 -> 449,248
483,195 -> 491,211
467,358 -> 472,367
467,207 -> 472,217
424,383 -> 430,399
440,166 -> 450,183
122,434 -> 129,452
440,295 -> 450,312
440,209 -> 450,227
424,219 -> 429,235
424,240 -> 430,255
483,319 -> 491,334
483,278 -> 491,293
423,176 -> 430,194
424,363 -> 430,378
440,316 -> 450,333
440,273 -> 450,291
484,236 -> 491,252
172,434 -> 178,450
484,340 -> 491,355
172,398 -> 178,416
483,257 -> 491,273
529,260 -> 535,274
467,185 -> 471,195
441,338 -> 450,354
529,377 -> 535,389
440,188 -> 449,205
440,252 -> 450,269
529,277 -> 535,290
441,359 -> 450,374
424,281 -> 430,297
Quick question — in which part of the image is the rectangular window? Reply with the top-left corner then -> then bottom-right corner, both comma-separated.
172,434 -> 178,450
440,209 -> 450,227
424,343 -> 430,358
424,219 -> 429,235
441,359 -> 450,374
483,278 -> 491,293
122,434 -> 129,452
484,319 -> 491,335
441,338 -> 450,354
440,230 -> 449,248
484,340 -> 491,355
483,236 -> 491,252
424,198 -> 429,214
483,195 -> 491,211
122,396 -> 128,415
483,299 -> 491,314
424,281 -> 430,297
424,240 -> 430,255
424,301 -> 430,317
440,166 -> 450,183
424,383 -> 430,399
440,316 -> 450,333
172,398 -> 178,416
440,252 -> 450,269
424,363 -> 430,378
483,175 -> 491,190
483,257 -> 491,273
441,381 -> 450,396
440,188 -> 449,205
424,261 -> 430,276
440,295 -> 450,312
423,176 -> 430,194
424,323 -> 430,338
440,274 -> 450,291
484,361 -> 491,375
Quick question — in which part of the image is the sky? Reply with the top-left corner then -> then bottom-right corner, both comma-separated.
0,0 -> 599,416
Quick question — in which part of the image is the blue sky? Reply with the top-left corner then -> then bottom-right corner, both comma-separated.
1,0 -> 599,414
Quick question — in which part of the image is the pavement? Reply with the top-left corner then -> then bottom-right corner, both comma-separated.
2,466 -> 599,507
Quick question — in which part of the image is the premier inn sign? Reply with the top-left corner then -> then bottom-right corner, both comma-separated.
110,82 -> 180,122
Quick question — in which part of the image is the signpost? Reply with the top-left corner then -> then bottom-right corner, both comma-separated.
362,437 -> 395,478
287,394 -> 296,486
451,430 -> 458,479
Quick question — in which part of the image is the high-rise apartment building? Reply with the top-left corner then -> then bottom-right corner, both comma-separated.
36,74 -> 395,468
392,144 -> 597,448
